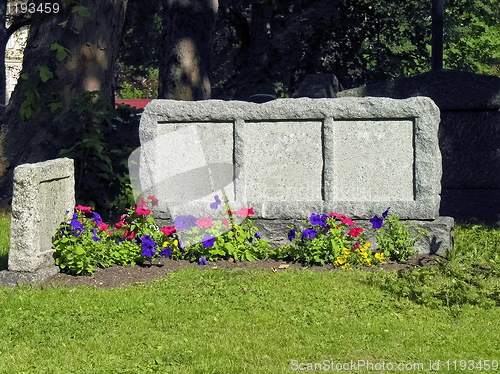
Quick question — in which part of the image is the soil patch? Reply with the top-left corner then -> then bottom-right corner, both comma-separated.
44,254 -> 443,289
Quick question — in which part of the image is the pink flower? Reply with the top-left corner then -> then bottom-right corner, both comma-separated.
222,218 -> 230,228
353,241 -> 360,250
329,212 -> 346,219
75,205 -> 92,213
137,198 -> 149,210
136,206 -> 151,215
232,207 -> 255,218
148,196 -> 159,207
160,226 -> 176,236
196,217 -> 213,228
348,227 -> 363,237
98,222 -> 109,232
341,217 -> 355,226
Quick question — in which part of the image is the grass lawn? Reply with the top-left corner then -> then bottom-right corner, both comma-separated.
0,214 -> 498,373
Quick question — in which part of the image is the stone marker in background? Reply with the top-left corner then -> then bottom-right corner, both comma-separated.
0,158 -> 74,286
338,70 -> 500,226
138,97 -> 453,255
293,73 -> 343,98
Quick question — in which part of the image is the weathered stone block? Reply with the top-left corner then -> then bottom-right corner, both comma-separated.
0,158 -> 74,285
139,97 -> 442,221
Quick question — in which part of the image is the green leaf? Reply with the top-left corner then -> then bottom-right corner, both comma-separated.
72,5 -> 90,17
39,65 -> 53,83
49,102 -> 62,113
50,43 -> 70,61
245,251 -> 256,261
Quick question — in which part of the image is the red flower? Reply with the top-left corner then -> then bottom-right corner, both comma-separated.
329,212 -> 346,219
75,205 -> 92,213
98,222 -> 109,232
115,215 -> 127,229
136,206 -> 151,215
123,228 -> 135,239
160,226 -> 176,236
148,195 -> 159,207
348,227 -> 363,237
341,217 -> 355,226
232,207 -> 255,218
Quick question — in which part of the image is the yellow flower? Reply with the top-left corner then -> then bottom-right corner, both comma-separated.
162,242 -> 168,247
364,242 -> 371,249
365,259 -> 372,266
342,248 -> 350,255
334,257 -> 346,266
173,240 -> 178,246
362,251 -> 369,258
375,252 -> 385,260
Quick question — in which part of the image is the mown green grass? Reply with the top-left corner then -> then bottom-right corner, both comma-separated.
0,270 -> 498,373
0,216 -> 498,373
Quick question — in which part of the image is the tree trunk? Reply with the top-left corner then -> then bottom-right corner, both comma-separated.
220,0 -> 274,100
158,0 -> 218,100
0,0 -> 127,204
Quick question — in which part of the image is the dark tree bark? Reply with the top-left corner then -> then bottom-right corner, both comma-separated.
158,0 -> 218,100
0,0 -> 128,204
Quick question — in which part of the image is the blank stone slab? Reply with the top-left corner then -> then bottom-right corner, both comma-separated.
332,120 -> 414,201
241,121 -> 323,202
8,158 -> 74,273
139,97 -> 441,220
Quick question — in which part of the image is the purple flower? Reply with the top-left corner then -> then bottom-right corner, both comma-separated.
159,246 -> 172,258
92,212 -> 102,226
92,235 -> 100,242
70,218 -> 85,235
173,215 -> 197,231
370,215 -> 384,229
254,232 -> 262,239
309,213 -> 329,228
288,229 -> 296,241
202,234 -> 216,248
199,257 -> 207,265
140,235 -> 157,258
302,228 -> 318,240
382,207 -> 391,219
210,195 -> 222,209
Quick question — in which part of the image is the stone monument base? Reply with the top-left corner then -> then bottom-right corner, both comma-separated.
0,265 -> 60,287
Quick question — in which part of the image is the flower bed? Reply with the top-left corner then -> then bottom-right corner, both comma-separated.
53,196 -> 425,275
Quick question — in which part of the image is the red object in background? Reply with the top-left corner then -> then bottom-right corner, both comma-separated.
115,99 -> 152,109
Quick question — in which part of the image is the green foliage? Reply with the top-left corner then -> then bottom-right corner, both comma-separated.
55,92 -> 142,219
444,0 -> 500,75
371,261 -> 499,310
274,214 -> 385,267
183,217 -> 271,263
49,43 -> 71,62
374,214 -> 427,262
53,211 -> 115,275
115,66 -> 159,99
449,223 -> 500,265
370,223 -> 500,311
